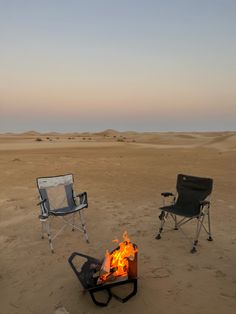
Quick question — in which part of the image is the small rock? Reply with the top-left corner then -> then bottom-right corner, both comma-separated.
53,307 -> 69,314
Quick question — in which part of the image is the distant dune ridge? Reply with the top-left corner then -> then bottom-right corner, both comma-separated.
0,130 -> 236,152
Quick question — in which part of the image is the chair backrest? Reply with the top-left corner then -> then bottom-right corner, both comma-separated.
36,174 -> 75,213
175,174 -> 213,216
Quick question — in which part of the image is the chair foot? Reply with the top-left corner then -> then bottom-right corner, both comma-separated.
86,239 -> 90,244
155,234 -> 161,240
51,249 -> 54,254
207,236 -> 213,241
174,227 -> 178,230
190,247 -> 197,254
72,228 -> 75,232
41,236 -> 44,239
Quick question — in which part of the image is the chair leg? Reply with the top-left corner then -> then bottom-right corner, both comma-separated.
156,211 -> 167,240
40,218 -> 46,239
79,211 -> 89,243
207,209 -> 213,241
191,214 -> 205,253
45,218 -> 54,253
72,213 -> 75,231
174,214 -> 178,230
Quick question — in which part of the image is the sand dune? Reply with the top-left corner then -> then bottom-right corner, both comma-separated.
0,132 -> 236,313
0,131 -> 236,152
205,133 -> 236,151
21,131 -> 41,136
95,128 -> 120,136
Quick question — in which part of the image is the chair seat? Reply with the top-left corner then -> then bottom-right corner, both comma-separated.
160,205 -> 199,218
50,203 -> 87,216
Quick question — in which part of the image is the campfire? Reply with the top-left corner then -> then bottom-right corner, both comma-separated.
68,231 -> 138,306
98,231 -> 138,284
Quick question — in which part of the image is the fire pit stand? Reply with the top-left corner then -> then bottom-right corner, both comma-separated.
68,244 -> 138,307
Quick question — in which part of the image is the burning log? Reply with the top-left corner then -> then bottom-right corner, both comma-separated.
97,231 -> 138,285
100,250 -> 111,274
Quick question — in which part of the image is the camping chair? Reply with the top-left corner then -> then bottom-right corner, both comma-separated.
155,174 -> 213,253
36,174 -> 89,253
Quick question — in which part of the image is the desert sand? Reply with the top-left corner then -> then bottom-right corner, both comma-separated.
0,131 -> 236,314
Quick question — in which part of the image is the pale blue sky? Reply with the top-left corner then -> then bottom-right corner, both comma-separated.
0,0 -> 235,132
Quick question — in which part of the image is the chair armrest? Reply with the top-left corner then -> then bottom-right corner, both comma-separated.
37,199 -> 47,206
37,199 -> 49,218
161,192 -> 174,197
75,192 -> 88,207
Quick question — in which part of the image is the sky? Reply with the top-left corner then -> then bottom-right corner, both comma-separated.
0,0 -> 235,132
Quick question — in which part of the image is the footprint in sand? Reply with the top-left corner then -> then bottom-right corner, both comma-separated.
220,292 -> 236,299
186,264 -> 199,272
132,230 -> 148,237
215,270 -> 226,278
202,265 -> 214,270
140,254 -> 151,264
150,267 -> 172,278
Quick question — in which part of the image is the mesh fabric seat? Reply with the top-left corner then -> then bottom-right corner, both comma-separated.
156,174 -> 213,253
36,174 -> 89,253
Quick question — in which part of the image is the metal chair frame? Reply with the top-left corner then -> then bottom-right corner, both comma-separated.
156,174 -> 213,253
37,174 -> 89,253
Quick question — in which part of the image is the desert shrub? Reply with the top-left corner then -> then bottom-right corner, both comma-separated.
35,138 -> 42,142
117,138 -> 124,142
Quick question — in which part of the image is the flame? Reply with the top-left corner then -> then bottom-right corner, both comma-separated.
98,231 -> 137,284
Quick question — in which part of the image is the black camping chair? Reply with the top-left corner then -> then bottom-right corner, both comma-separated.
155,174 -> 213,253
36,174 -> 89,253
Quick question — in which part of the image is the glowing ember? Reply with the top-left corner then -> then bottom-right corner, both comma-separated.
98,231 -> 138,284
